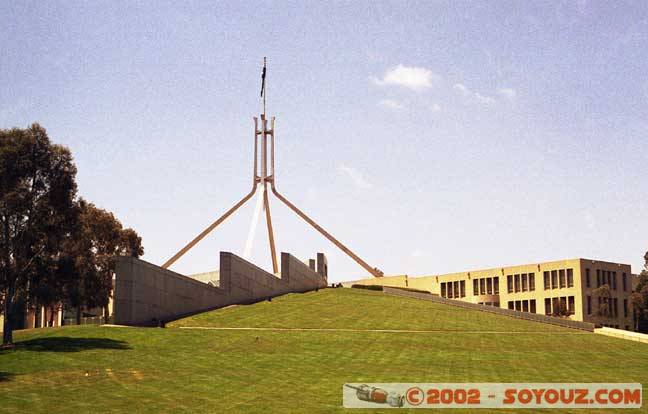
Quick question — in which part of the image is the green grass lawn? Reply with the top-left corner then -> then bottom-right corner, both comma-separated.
1,288 -> 647,413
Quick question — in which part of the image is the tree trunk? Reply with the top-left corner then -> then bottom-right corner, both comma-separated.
75,306 -> 81,325
103,305 -> 109,324
48,305 -> 55,327
2,284 -> 15,346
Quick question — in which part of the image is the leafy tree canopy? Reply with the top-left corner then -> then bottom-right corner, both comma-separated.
1,124 -> 143,345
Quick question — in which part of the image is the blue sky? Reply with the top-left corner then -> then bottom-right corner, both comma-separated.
2,1 -> 647,281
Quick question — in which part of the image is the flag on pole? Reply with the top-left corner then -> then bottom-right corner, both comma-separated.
260,58 -> 266,98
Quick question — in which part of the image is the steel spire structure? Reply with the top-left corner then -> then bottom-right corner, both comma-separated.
162,58 -> 383,278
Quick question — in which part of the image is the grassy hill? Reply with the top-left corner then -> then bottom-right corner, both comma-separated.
169,288 -> 569,332
1,288 -> 647,413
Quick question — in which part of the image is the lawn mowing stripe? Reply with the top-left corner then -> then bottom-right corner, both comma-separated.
175,326 -> 592,334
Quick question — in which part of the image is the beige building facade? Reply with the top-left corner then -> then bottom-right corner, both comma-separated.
345,258 -> 638,331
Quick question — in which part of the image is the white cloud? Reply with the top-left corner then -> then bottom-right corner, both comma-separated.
453,83 -> 496,105
378,99 -> 404,109
410,249 -> 426,258
431,103 -> 441,112
474,92 -> 496,104
453,83 -> 471,97
338,165 -> 372,189
497,87 -> 517,100
371,64 -> 438,91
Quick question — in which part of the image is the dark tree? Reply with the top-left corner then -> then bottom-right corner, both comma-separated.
1,124 -> 78,346
552,300 -> 570,317
68,200 -> 143,323
120,228 -> 144,258
630,251 -> 648,332
591,284 -> 612,318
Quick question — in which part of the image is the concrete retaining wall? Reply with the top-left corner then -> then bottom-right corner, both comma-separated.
595,327 -> 648,344
383,287 -> 595,331
114,252 -> 327,326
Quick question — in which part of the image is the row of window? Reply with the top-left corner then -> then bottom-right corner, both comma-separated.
585,296 -> 628,318
507,299 -> 537,313
507,273 -> 535,293
440,268 -> 630,305
543,269 -> 574,290
473,277 -> 500,296
544,296 -> 576,316
478,302 -> 500,307
508,297 -> 576,316
601,324 -> 630,330
585,269 -> 629,291
440,280 -> 466,299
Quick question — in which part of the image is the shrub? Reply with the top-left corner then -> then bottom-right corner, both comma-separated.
351,284 -> 384,291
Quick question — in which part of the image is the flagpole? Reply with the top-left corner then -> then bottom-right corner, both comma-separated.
262,57 -> 266,117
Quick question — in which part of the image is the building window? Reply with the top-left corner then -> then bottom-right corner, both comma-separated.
507,275 -> 513,293
545,298 -> 551,315
624,299 -> 628,318
441,283 -> 446,298
460,280 -> 466,298
453,281 -> 459,298
587,295 -> 592,315
622,273 -> 627,291
473,279 -> 478,296
544,271 -> 550,290
611,271 -> 617,290
514,274 -> 520,292
508,301 -> 514,310
568,296 -> 575,315
530,299 -> 536,314
586,268 -> 590,288
529,273 -> 535,291
487,278 -> 493,295
447,282 -> 453,298
567,268 -> 573,288
559,269 -> 566,288
551,270 -> 558,289
521,274 -> 527,292
596,269 -> 601,287
515,300 -> 521,311
480,278 -> 486,295
494,277 -> 499,294
522,300 -> 529,313
613,297 -> 618,318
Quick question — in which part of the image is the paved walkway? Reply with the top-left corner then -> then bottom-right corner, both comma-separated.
177,326 -> 591,334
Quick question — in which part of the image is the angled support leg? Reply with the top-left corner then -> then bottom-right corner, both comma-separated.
161,183 -> 258,269
263,185 -> 279,274
270,183 -> 383,278
162,119 -> 262,270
